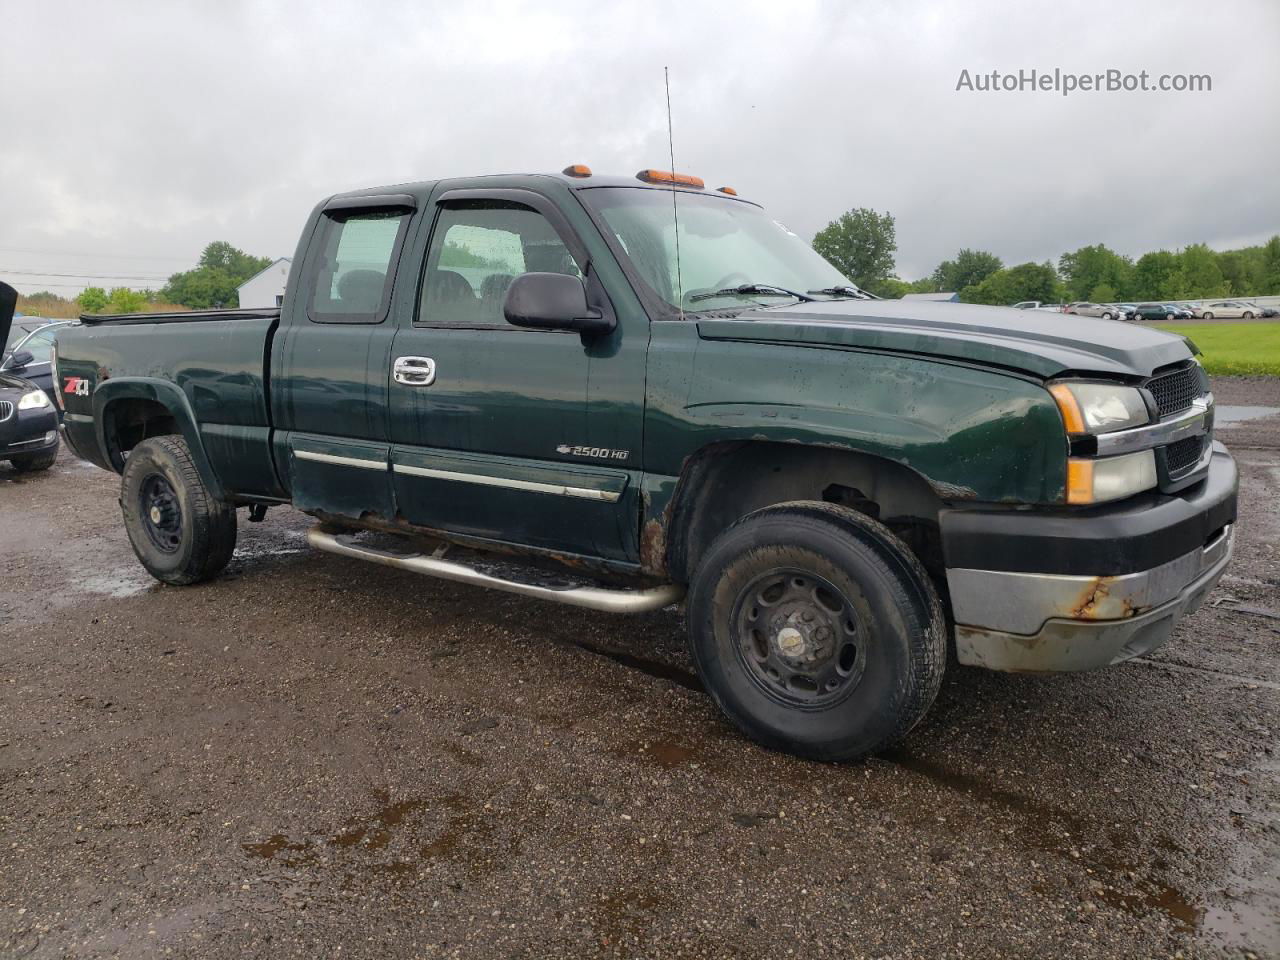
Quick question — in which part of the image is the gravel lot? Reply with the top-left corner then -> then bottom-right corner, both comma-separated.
2,377 -> 1277,959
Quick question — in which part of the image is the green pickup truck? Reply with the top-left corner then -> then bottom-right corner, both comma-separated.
47,167 -> 1237,760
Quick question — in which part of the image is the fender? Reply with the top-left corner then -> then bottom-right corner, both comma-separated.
91,377 -> 229,503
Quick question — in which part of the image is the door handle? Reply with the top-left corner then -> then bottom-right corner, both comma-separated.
394,356 -> 437,386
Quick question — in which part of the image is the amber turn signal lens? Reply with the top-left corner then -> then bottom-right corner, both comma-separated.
1066,459 -> 1095,504
716,186 -> 737,195
635,169 -> 705,189
562,164 -> 592,178
1048,383 -> 1086,434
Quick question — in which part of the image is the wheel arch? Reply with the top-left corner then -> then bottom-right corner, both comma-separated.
92,378 -> 227,502
647,440 -> 948,584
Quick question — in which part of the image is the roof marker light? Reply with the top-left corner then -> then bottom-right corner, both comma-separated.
716,186 -> 737,195
562,164 -> 592,178
636,169 -> 705,189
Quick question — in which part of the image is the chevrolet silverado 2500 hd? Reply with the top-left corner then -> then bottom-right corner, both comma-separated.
45,167 -> 1237,760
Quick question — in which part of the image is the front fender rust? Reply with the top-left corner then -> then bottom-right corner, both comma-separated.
640,490 -> 676,577
927,478 -> 978,501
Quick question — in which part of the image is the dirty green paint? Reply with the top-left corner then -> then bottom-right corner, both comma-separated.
56,173 -> 1198,572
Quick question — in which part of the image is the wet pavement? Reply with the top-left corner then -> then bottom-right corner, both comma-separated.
1,376 -> 1278,959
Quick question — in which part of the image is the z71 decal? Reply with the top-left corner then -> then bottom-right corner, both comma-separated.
63,377 -> 90,396
556,444 -> 629,461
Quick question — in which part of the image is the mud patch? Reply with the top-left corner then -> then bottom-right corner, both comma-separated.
883,749 -> 1205,933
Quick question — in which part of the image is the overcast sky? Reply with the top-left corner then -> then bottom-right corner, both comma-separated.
2,0 -> 1277,294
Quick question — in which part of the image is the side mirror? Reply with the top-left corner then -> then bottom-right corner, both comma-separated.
503,272 -> 615,337
7,349 -> 33,369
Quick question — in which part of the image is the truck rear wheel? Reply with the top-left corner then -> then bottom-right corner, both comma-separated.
687,501 -> 945,761
120,435 -> 236,585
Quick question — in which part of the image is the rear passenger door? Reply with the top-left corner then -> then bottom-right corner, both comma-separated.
271,197 -> 414,520
386,189 -> 641,564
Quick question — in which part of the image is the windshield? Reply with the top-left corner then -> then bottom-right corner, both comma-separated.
581,188 -> 855,312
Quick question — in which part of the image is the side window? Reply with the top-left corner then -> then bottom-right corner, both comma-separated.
307,211 -> 409,324
418,201 -> 581,327
21,328 -> 56,363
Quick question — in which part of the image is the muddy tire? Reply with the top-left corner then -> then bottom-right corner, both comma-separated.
687,501 -> 945,761
8,447 -> 58,473
120,435 -> 236,585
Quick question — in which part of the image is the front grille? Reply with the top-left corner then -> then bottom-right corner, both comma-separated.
0,400 -> 13,421
1146,363 -> 1209,418
1165,435 -> 1204,475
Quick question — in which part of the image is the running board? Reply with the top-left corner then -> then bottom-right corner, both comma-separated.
306,526 -> 684,614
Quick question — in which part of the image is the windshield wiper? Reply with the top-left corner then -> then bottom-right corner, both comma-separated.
689,283 -> 815,304
808,285 -> 872,300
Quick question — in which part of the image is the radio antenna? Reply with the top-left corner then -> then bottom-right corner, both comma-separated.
665,66 -> 685,320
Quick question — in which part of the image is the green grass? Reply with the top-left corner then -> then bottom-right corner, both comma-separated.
1155,322 -> 1280,376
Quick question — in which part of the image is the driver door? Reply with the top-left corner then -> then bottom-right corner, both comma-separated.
387,189 -> 643,564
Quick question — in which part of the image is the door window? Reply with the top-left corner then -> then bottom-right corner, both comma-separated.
307,211 -> 409,323
418,201 -> 581,327
16,327 -> 56,363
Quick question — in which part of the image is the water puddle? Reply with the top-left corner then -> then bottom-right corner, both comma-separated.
1133,657 -> 1280,693
1215,405 -> 1280,427
75,571 -> 155,599
882,749 -> 1205,934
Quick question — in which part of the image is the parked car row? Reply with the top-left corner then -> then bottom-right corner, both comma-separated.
0,300 -> 62,473
1014,300 -> 1277,321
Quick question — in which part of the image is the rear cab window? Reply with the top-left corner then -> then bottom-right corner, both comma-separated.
307,211 -> 411,324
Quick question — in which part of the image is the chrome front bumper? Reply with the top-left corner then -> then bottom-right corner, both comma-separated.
948,524 -> 1234,672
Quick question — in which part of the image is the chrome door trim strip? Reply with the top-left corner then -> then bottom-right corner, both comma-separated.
294,449 -> 387,470
392,463 -> 621,502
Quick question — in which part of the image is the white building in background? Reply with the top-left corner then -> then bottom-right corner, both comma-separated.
902,291 -> 959,302
237,258 -> 292,308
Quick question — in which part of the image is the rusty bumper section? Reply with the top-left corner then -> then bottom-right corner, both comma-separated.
949,525 -> 1234,672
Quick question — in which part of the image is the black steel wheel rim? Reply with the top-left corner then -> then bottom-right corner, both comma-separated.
139,473 -> 183,554
730,568 -> 867,709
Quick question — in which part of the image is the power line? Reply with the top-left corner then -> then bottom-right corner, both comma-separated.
9,281 -> 114,290
2,268 -> 171,281
0,245 -> 194,262
10,280 -> 165,291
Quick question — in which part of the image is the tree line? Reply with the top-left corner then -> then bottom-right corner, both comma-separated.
812,208 -> 1280,304
15,242 -> 274,317
19,238 -> 504,319
18,219 -> 1280,321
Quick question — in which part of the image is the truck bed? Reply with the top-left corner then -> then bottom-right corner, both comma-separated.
56,310 -> 282,499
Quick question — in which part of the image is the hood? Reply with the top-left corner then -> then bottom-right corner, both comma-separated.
695,299 -> 1193,379
0,281 -> 14,353
0,370 -> 36,393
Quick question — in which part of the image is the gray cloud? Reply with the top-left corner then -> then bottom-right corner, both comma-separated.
2,0 -> 1277,293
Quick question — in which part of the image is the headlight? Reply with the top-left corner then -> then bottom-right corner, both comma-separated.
1067,450 -> 1157,504
1049,382 -> 1149,434
18,389 -> 51,410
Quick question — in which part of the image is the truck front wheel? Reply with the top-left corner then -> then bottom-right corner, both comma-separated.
687,502 -> 945,761
120,435 -> 237,585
